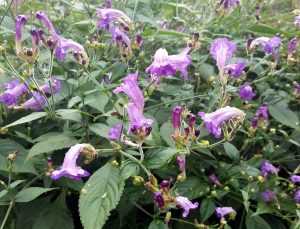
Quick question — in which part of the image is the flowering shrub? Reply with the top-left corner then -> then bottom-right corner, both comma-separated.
0,0 -> 300,229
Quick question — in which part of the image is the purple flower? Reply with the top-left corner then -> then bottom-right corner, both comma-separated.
251,104 -> 269,128
209,174 -> 222,186
288,37 -> 298,56
172,106 -> 183,129
187,113 -> 196,128
135,34 -> 143,48
40,78 -> 61,95
293,82 -> 300,96
104,0 -> 112,8
168,47 -> 192,80
210,38 -> 236,72
294,189 -> 300,204
108,123 -> 123,141
260,160 -> 279,177
198,106 -> 245,138
224,62 -> 246,78
215,207 -> 236,219
51,144 -> 91,180
36,11 -> 58,37
294,15 -> 300,27
261,190 -> 276,202
176,155 -> 186,172
154,191 -> 164,208
250,36 -> 281,60
0,80 -> 27,106
113,72 -> 144,110
290,175 -> 300,184
175,196 -> 199,218
15,15 -> 28,52
239,83 -> 255,101
96,8 -> 131,31
110,26 -> 131,51
21,92 -> 47,111
160,180 -> 171,189
219,0 -> 240,9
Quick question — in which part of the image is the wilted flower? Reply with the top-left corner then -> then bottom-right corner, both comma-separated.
175,196 -> 199,218
209,174 -> 222,186
0,80 -> 28,106
210,38 -> 236,73
198,106 -> 245,138
51,144 -> 95,180
96,8 -> 131,31
239,83 -> 255,101
261,190 -> 276,202
154,191 -> 164,208
224,62 -> 246,78
215,207 -> 236,219
172,106 -> 183,129
251,104 -> 269,128
108,123 -> 123,141
294,15 -> 300,27
290,175 -> 300,184
260,160 -> 279,177
40,78 -> 61,95
294,189 -> 300,204
219,0 -> 240,9
21,92 -> 47,111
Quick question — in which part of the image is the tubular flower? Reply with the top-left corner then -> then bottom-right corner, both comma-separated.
0,80 -> 28,106
290,175 -> 300,184
294,189 -> 300,204
40,78 -> 61,95
15,15 -> 27,52
96,8 -> 132,31
51,144 -> 96,180
219,0 -> 240,9
168,47 -> 192,80
109,26 -> 132,55
288,38 -> 299,62
176,155 -> 186,172
215,207 -> 236,219
198,106 -> 245,138
251,104 -> 269,129
210,38 -> 236,73
209,174 -> 222,186
172,106 -> 183,129
261,190 -> 276,203
108,123 -> 123,141
239,83 -> 256,101
224,62 -> 246,78
175,196 -> 199,218
153,191 -> 165,208
21,92 -> 47,111
249,36 -> 281,60
260,160 -> 279,177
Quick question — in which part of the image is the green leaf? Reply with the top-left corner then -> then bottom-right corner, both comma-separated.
160,122 -> 175,147
175,177 -> 207,199
269,103 -> 299,129
79,163 -> 125,229
27,133 -> 77,158
85,91 -> 109,112
223,142 -> 240,161
4,112 -> 47,128
248,24 -> 282,36
241,190 -> 250,212
200,198 -> 215,221
56,109 -> 82,122
89,123 -> 110,139
15,187 -> 56,203
121,160 -> 140,179
148,220 -> 168,229
145,148 -> 176,169
246,214 -> 271,229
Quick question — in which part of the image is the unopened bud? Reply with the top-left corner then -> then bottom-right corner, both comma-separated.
211,190 -> 217,197
111,160 -> 119,167
257,175 -> 265,183
199,140 -> 210,147
7,152 -> 17,161
289,183 -> 295,189
224,186 -> 230,191
132,176 -> 144,186
0,128 -> 8,135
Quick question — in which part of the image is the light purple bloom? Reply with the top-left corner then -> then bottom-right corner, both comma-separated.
219,0 -> 240,9
108,123 -> 123,141
175,196 -> 199,218
176,155 -> 186,172
293,82 -> 300,96
154,191 -> 164,208
288,37 -> 298,56
160,180 -> 171,189
251,104 -> 269,128
250,36 -> 281,59
210,38 -> 236,72
96,8 -> 131,31
113,72 -> 144,110
36,11 -> 58,37
21,92 -> 46,111
261,190 -> 276,202
172,106 -> 183,129
198,106 -> 245,138
168,47 -> 192,80
294,15 -> 300,27
260,160 -> 279,177
224,62 -> 246,78
294,189 -> 300,204
215,207 -> 236,219
239,83 -> 255,101
0,80 -> 27,106
40,78 -> 61,95
110,26 -> 131,50
209,174 -> 222,186
15,15 -> 28,52
290,175 -> 300,184
51,144 -> 90,180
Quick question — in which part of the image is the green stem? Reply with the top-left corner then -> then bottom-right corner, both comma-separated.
132,0 -> 139,21
0,200 -> 14,229
0,0 -> 13,27
138,143 -> 144,161
47,51 -> 56,111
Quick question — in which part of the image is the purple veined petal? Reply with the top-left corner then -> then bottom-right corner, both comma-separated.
239,83 -> 256,101
21,92 -> 47,111
288,37 -> 298,56
261,190 -> 276,203
108,123 -> 123,141
172,106 -> 183,129
113,72 -> 144,110
51,144 -> 91,181
215,207 -> 236,219
224,62 -> 246,78
146,48 -> 176,78
260,160 -> 279,177
0,82 -> 28,106
175,196 -> 199,218
219,0 -> 240,9
294,15 -> 300,27
198,106 -> 245,138
210,38 -> 236,72
294,189 -> 300,204
96,8 -> 131,30
36,11 -> 58,37
40,78 -> 61,95
176,155 -> 186,172
168,47 -> 192,80
290,175 -> 300,184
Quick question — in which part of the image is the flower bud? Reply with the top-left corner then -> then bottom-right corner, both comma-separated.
132,176 -> 144,186
7,152 -> 17,161
257,175 -> 265,183
111,160 -> 119,167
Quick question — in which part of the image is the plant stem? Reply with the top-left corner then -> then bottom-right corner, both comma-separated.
132,0 -> 139,21
0,0 -> 13,27
138,143 -> 144,161
0,200 -> 14,229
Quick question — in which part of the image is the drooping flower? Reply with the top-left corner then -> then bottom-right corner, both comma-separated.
215,207 -> 236,219
209,174 -> 222,186
251,104 -> 269,128
294,189 -> 300,204
175,196 -> 199,218
290,175 -> 300,184
15,15 -> 28,52
96,8 -> 132,31
113,72 -> 144,110
40,78 -> 61,95
51,144 -> 96,180
172,106 -> 183,129
219,0 -> 240,9
108,123 -> 123,141
153,191 -> 164,208
210,38 -> 236,72
21,92 -> 47,111
0,80 -> 28,106
261,190 -> 276,202
198,106 -> 245,138
239,83 -> 256,101
260,160 -> 279,177
294,15 -> 300,27
224,62 -> 246,78
250,36 -> 281,61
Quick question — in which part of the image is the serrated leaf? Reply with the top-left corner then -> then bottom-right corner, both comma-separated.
4,112 -> 47,128
28,134 -> 77,158
145,148 -> 176,169
223,142 -> 240,161
269,103 -> 299,129
148,220 -> 168,229
79,163 -> 125,229
15,187 -> 56,203
200,198 -> 215,221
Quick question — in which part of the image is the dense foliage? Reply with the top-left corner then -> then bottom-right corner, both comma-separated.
0,0 -> 300,228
